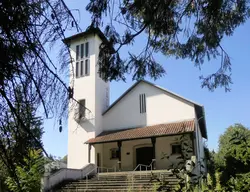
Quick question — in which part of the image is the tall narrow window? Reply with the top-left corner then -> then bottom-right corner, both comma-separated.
139,94 -> 146,113
85,59 -> 89,76
76,62 -> 79,78
80,61 -> 84,76
85,42 -> 89,57
80,44 -> 84,58
76,45 -> 79,60
79,99 -> 86,119
106,87 -> 109,108
75,42 -> 90,79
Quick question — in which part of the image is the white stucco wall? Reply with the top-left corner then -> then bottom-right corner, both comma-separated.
103,82 -> 195,131
67,34 -> 109,169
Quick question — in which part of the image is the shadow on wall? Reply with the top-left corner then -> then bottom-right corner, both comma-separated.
69,99 -> 96,133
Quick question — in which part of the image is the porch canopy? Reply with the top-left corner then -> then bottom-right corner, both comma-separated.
86,119 -> 195,145
86,119 -> 195,171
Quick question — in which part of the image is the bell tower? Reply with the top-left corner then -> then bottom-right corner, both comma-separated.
64,27 -> 110,169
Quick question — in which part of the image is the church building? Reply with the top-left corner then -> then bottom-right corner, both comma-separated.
63,27 -> 207,173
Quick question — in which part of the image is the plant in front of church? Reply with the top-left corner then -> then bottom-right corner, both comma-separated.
172,124 -> 250,192
158,133 -> 207,191
5,149 -> 45,192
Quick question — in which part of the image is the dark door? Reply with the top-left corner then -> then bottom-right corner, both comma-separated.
136,147 -> 153,170
97,153 -> 100,167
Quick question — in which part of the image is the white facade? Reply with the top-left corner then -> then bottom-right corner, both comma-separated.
67,33 -> 109,169
103,82 -> 196,131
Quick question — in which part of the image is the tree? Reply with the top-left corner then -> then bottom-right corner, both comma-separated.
215,124 -> 250,169
5,149 -> 45,192
214,124 -> 250,189
62,155 -> 67,164
86,0 -> 250,91
0,0 -> 80,189
0,86 -> 45,191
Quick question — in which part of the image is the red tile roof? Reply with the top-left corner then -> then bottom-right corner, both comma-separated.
86,119 -> 195,144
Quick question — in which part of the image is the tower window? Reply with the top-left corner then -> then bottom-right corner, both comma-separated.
85,42 -> 89,57
75,42 -> 90,78
76,62 -> 79,78
85,59 -> 89,76
80,61 -> 84,76
76,45 -> 79,60
80,44 -> 84,58
139,93 -> 146,113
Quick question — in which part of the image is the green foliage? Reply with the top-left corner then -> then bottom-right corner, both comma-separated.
214,124 -> 250,190
0,1 -> 78,189
87,0 -> 250,91
215,172 -> 223,191
0,86 -> 46,191
227,172 -> 250,191
5,149 -> 45,192
215,124 -> 250,169
62,155 -> 67,164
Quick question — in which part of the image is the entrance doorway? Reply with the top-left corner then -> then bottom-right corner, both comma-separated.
136,146 -> 153,170
97,153 -> 101,167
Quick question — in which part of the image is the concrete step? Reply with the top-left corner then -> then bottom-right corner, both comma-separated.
60,189 -> 155,192
60,186 -> 177,192
98,171 -> 173,177
65,181 -> 179,187
57,170 -> 179,192
69,178 -> 179,184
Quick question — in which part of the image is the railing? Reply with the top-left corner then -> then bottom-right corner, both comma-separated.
133,159 -> 155,179
97,164 -> 117,173
43,163 -> 96,191
85,164 -> 117,189
85,166 -> 98,188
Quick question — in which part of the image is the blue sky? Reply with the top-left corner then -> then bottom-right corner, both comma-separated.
42,0 -> 250,158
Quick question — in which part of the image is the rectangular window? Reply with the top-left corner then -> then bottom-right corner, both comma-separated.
139,93 -> 146,113
85,42 -> 89,57
76,62 -> 79,78
110,148 -> 119,159
75,43 -> 90,79
79,99 -> 86,119
85,59 -> 89,76
80,44 -> 84,58
80,61 -> 84,76
76,45 -> 79,60
172,144 -> 182,155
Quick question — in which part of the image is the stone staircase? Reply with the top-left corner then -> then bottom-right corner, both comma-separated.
56,170 -> 180,192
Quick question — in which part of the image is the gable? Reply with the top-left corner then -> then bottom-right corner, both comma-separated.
103,81 -> 196,132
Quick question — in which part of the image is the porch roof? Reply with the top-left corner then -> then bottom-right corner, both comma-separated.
86,119 -> 195,144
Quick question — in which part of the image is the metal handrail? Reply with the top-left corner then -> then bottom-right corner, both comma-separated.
85,166 -> 97,188
133,159 -> 155,172
86,164 -> 117,189
97,165 -> 117,173
132,159 -> 155,179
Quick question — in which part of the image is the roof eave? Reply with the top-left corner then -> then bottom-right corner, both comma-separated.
86,131 -> 195,145
63,27 -> 109,45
